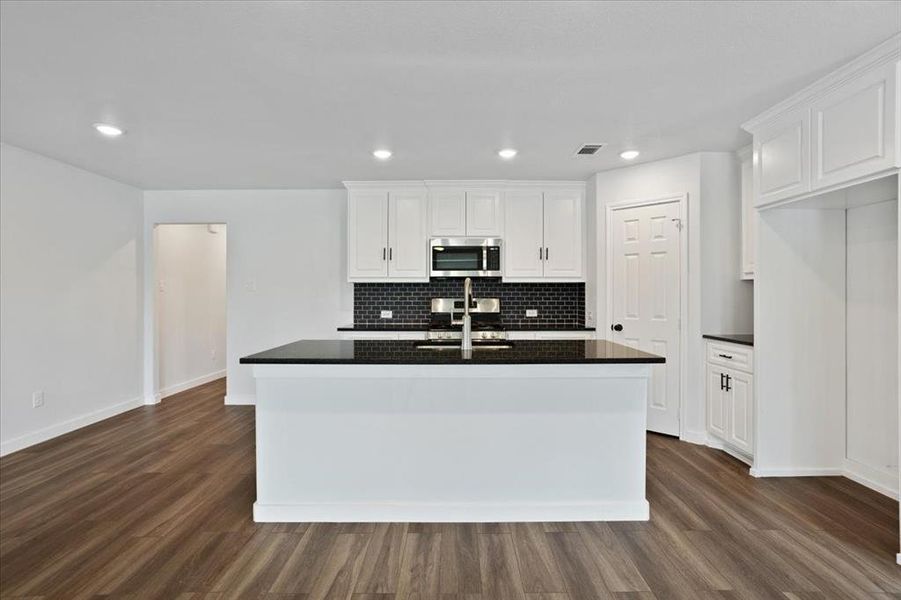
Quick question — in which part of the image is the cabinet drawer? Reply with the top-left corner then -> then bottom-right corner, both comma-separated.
706,342 -> 753,372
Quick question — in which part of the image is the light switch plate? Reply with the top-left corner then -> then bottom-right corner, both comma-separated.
526,309 -> 538,318
380,310 -> 393,319
32,390 -> 44,408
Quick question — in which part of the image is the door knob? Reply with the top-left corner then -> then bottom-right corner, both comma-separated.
611,323 -> 623,332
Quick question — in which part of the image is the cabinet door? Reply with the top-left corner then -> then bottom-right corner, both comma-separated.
754,110 -> 810,207
739,148 -> 756,279
347,190 -> 388,281
542,188 -> 584,279
811,60 -> 898,190
726,369 -> 754,456
706,365 -> 728,441
429,189 -> 466,237
388,189 -> 429,281
503,189 -> 545,280
466,189 -> 504,237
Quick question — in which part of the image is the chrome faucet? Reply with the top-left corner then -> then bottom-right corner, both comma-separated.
461,277 -> 473,351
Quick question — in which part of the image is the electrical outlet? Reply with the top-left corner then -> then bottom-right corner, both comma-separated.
380,310 -> 393,319
245,279 -> 257,292
211,348 -> 217,361
32,390 -> 44,408
526,309 -> 538,318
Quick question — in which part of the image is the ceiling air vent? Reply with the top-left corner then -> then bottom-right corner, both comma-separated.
575,143 -> 605,156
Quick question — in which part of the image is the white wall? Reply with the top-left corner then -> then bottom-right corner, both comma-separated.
155,224 -> 227,397
846,199 -> 899,494
0,143 -> 144,455
590,152 -> 752,441
143,190 -> 351,405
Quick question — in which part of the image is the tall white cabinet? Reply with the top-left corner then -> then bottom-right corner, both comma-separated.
426,183 -> 504,237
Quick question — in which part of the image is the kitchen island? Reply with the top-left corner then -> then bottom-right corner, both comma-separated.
241,339 -> 664,523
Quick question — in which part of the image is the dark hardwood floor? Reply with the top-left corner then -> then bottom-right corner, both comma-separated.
1,378 -> 899,599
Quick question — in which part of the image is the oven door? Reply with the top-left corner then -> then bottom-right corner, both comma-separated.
430,238 -> 501,277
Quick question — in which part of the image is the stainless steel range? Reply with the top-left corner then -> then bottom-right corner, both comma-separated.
427,297 -> 506,341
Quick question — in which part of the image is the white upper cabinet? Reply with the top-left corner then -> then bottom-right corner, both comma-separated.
349,181 -> 584,283
465,189 -> 504,237
346,183 -> 428,282
753,109 -> 810,207
428,189 -> 466,236
347,189 -> 389,280
810,59 -> 898,190
503,184 -> 585,282
427,186 -> 504,237
504,188 -> 545,279
543,188 -> 583,279
388,189 -> 429,280
743,34 -> 900,207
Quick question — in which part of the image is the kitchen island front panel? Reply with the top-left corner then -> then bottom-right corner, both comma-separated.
247,342 -> 658,522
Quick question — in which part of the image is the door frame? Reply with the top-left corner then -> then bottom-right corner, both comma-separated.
605,194 -> 689,438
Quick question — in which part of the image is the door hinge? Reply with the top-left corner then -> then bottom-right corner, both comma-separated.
671,218 -> 683,231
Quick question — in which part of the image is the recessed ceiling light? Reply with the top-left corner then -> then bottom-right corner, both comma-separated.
619,150 -> 640,160
93,123 -> 124,137
373,149 -> 392,160
498,148 -> 517,159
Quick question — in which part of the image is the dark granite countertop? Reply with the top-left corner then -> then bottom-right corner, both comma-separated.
337,324 -> 597,332
241,339 -> 663,365
703,333 -> 754,347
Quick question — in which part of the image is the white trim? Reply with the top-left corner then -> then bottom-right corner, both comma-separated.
742,33 -> 901,132
159,370 -> 226,399
253,500 -> 649,523
144,392 -> 162,405
224,393 -> 256,406
749,467 -> 843,478
705,437 -> 754,467
756,168 -> 900,211
842,459 -> 900,500
897,553 -> 901,566
0,395 -> 144,457
605,194 -> 689,438
680,429 -> 709,445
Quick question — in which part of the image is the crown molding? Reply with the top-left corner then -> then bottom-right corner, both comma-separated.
742,32 -> 900,133
345,179 -> 587,191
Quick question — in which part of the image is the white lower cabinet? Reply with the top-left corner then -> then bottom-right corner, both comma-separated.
705,340 -> 754,459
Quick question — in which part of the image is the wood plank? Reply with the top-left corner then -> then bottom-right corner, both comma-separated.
545,532 -> 615,600
355,523 -> 408,594
510,523 -> 566,594
396,532 -> 442,600
478,533 -> 526,600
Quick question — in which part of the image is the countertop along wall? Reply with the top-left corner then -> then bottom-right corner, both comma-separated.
143,189 -> 352,405
589,152 -> 752,442
0,143 -> 144,455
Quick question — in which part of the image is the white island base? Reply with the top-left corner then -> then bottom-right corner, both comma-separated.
251,363 -> 650,523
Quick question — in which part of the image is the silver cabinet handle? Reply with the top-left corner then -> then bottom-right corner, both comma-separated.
382,248 -> 386,261
539,247 -> 543,260
545,247 -> 549,260
389,247 -> 393,261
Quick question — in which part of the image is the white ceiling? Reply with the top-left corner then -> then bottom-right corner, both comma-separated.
1,1 -> 899,189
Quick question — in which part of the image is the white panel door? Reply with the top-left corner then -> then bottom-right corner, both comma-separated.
429,189 -> 466,237
347,190 -> 388,280
543,189 -> 583,279
388,189 -> 428,280
466,190 -> 504,237
611,201 -> 682,435
726,369 -> 754,455
503,189 -> 545,280
754,110 -> 810,207
811,60 -> 898,190
706,365 -> 728,441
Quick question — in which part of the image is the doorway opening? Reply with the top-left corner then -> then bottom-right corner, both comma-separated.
153,223 -> 227,399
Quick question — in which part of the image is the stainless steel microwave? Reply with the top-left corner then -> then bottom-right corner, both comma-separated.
430,238 -> 502,278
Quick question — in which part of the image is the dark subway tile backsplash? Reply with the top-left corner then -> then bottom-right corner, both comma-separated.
353,279 -> 585,329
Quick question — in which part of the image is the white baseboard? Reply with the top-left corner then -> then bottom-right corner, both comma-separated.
680,429 -> 708,445
749,467 -> 843,478
842,459 -> 899,500
0,395 -> 144,457
144,392 -> 162,405
160,370 -> 226,399
897,553 -> 900,566
253,500 -> 650,523
224,393 -> 256,406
